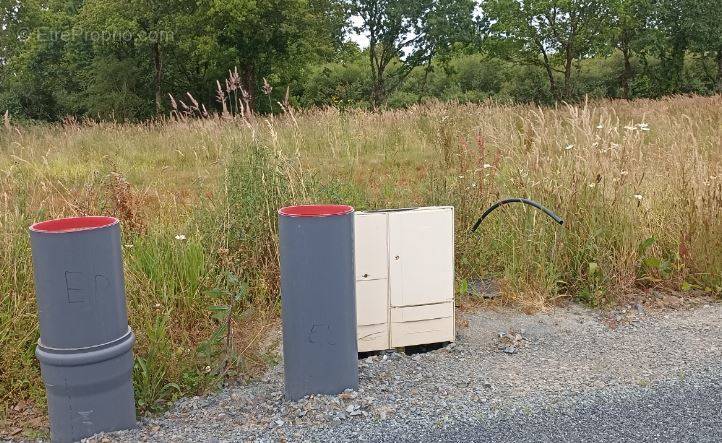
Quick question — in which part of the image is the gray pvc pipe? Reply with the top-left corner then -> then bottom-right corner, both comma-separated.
30,216 -> 129,348
278,205 -> 359,400
30,216 -> 136,442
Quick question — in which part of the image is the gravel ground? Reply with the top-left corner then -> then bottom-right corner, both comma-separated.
94,301 -> 721,442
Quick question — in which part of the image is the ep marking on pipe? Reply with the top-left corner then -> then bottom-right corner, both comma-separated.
65,271 -> 111,304
65,271 -> 88,303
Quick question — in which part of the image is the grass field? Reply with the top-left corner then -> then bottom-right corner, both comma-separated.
1,96 -> 721,428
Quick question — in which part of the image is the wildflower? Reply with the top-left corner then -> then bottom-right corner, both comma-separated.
637,123 -> 650,131
154,303 -> 161,308
483,163 -> 492,169
564,144 -> 574,150
620,170 -> 629,176
634,194 -> 643,201
175,234 -> 187,241
458,175 -> 464,179
123,244 -> 134,248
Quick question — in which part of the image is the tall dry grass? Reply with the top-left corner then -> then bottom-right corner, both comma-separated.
1,96 -> 720,430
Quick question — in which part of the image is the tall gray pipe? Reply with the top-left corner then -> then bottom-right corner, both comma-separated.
278,205 -> 359,400
30,216 -> 136,442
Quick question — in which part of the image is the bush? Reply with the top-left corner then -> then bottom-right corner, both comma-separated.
299,60 -> 372,109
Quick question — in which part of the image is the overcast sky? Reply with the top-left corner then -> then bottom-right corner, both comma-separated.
347,15 -> 370,48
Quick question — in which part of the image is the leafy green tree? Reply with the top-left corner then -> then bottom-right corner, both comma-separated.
0,1 -> 85,119
0,0 -> 40,115
0,0 -> 40,64
2,0 -> 721,120
78,0 -> 195,115
648,0 -> 696,94
203,0 -> 346,112
608,0 -> 651,98
651,1 -> 683,92
684,0 -> 722,93
347,0 -> 477,108
483,0 -> 611,99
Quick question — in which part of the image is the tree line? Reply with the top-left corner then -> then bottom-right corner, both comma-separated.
1,0 -> 720,121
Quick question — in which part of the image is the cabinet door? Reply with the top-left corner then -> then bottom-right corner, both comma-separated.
354,212 -> 388,280
355,279 -> 388,326
388,208 -> 454,307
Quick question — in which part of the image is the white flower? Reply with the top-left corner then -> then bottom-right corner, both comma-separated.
634,194 -> 643,201
596,124 -> 604,129
123,244 -> 134,248
620,170 -> 629,176
483,163 -> 492,169
175,234 -> 187,241
637,123 -> 650,131
458,175 -> 464,179
588,183 -> 596,188
154,303 -> 161,308
564,144 -> 574,150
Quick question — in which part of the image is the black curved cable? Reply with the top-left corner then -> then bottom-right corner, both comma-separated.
470,198 -> 564,233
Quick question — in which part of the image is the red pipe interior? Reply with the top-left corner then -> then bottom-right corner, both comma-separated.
30,216 -> 119,233
279,205 -> 354,217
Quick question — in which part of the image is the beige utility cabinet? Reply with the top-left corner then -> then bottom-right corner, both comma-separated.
354,206 -> 455,352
